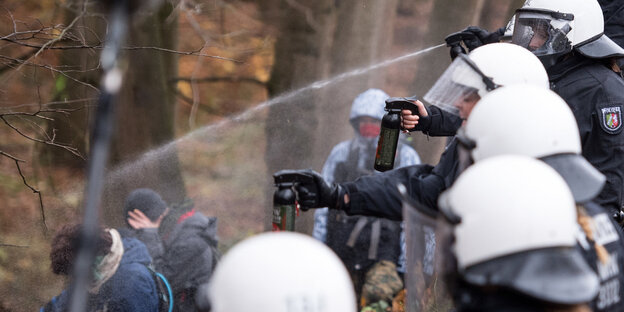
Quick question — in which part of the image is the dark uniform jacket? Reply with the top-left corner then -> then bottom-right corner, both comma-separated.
342,138 -> 459,221
579,201 -> 624,311
548,54 -> 624,215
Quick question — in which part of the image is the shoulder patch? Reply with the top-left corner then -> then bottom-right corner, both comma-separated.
598,105 -> 623,134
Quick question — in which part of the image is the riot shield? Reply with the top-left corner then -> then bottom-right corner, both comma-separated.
398,184 -> 453,312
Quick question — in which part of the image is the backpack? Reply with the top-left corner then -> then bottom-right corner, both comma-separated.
146,264 -> 174,312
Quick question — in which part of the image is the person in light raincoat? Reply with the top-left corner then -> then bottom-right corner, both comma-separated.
312,88 -> 420,307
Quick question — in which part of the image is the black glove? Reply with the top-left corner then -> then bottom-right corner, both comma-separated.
461,26 -> 505,51
275,169 -> 345,211
412,105 -> 432,132
445,26 -> 505,59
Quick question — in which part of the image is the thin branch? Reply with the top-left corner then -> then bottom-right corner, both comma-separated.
0,37 -> 100,49
0,98 -> 97,111
0,49 -> 38,76
1,113 -> 85,159
172,76 -> 266,86
0,150 -> 47,232
0,55 -> 100,92
0,150 -> 25,162
0,243 -> 29,248
122,46 -> 242,62
173,88 -> 222,116
2,5 -> 18,35
30,8 -> 86,61
284,0 -> 320,32
188,41 -> 208,129
0,37 -> 242,62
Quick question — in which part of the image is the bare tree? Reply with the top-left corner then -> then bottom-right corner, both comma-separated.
0,1 -> 239,228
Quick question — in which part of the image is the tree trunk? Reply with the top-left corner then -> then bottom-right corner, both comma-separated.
262,0 -> 402,234
314,0 -> 399,164
478,0 -> 524,31
102,2 -> 186,226
260,0 -> 338,232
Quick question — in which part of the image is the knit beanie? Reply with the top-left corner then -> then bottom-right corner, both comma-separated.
123,188 -> 168,223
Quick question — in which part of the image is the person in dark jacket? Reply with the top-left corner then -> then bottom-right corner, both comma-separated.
42,223 -> 159,312
122,188 -> 218,312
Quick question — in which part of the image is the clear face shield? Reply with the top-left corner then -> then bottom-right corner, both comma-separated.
512,10 -> 573,68
423,54 -> 496,119
398,184 -> 455,312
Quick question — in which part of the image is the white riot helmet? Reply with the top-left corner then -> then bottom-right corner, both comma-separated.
423,43 -> 549,116
460,84 -> 605,203
512,0 -> 624,68
206,232 -> 356,312
438,155 -> 599,305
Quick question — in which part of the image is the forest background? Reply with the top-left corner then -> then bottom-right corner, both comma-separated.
0,0 -> 522,310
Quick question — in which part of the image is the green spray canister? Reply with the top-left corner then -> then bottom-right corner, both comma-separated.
272,170 -> 314,231
374,96 -> 420,172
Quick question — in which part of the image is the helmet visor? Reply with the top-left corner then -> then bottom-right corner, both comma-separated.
540,153 -> 606,203
512,11 -> 572,57
423,56 -> 485,118
463,247 -> 599,305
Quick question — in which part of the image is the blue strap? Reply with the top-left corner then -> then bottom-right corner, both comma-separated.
155,272 -> 174,312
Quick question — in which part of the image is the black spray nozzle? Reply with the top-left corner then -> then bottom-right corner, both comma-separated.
445,31 -> 478,47
445,31 -> 479,60
385,96 -> 420,115
273,169 -> 315,187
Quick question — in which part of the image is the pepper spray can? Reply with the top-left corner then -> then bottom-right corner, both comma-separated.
374,96 -> 420,172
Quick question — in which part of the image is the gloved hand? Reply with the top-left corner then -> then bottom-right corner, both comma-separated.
460,26 -> 505,51
274,169 -> 345,211
445,26 -> 505,59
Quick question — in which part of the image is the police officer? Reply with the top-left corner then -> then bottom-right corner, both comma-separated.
199,232 -> 357,312
432,0 -> 624,218
509,0 -> 624,218
430,156 -> 600,311
282,43 -> 550,221
459,85 -> 624,311
312,88 -> 420,307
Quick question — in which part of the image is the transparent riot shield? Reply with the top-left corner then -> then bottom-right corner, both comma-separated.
398,184 -> 453,312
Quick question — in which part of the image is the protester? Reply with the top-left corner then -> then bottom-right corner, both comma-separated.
312,88 -> 420,308
41,223 -> 159,312
122,189 -> 218,312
